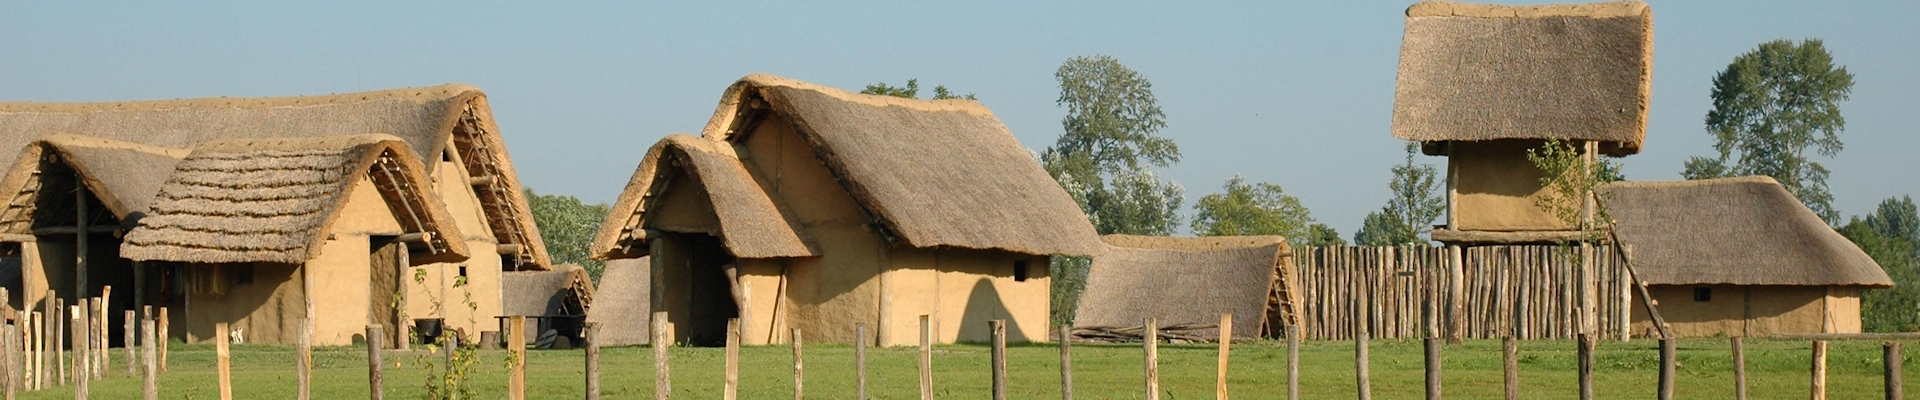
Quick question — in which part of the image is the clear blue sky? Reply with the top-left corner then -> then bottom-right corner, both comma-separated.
5,1 -> 1916,236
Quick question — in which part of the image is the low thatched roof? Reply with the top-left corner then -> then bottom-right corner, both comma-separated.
594,134 -> 815,259
0,135 -> 188,235
1073,235 -> 1295,340
592,74 -> 1100,259
0,85 -> 550,268
1601,176 -> 1891,287
121,134 -> 468,265
584,257 -> 650,346
1391,1 -> 1653,156
503,264 -> 596,317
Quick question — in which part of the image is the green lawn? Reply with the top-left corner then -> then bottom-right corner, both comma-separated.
13,338 -> 1919,399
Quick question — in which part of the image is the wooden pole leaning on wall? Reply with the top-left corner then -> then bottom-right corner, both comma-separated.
652,311 -> 670,400
297,318 -> 312,400
791,328 -> 803,400
1286,324 -> 1299,400
1811,340 -> 1828,400
919,315 -> 932,400
1732,336 -> 1747,400
1887,341 -> 1903,400
508,316 -> 526,400
1503,337 -> 1519,400
991,320 -> 1007,400
586,322 -> 602,400
368,325 -> 385,400
1216,314 -> 1230,400
1658,337 -> 1675,400
142,317 -> 156,400
1577,333 -> 1593,400
854,322 -> 866,400
1144,318 -> 1159,400
215,321 -> 231,400
1060,323 -> 1074,400
723,319 -> 738,400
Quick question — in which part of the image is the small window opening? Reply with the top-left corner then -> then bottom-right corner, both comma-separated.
458,265 -> 469,278
1013,260 -> 1030,282
1694,287 -> 1712,302
442,149 -> 454,162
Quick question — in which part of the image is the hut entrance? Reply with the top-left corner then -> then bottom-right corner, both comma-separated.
369,236 -> 407,347
664,233 -> 737,346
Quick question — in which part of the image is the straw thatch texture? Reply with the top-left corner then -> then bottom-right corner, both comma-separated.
718,75 -> 1100,256
585,257 -> 650,346
1073,235 -> 1291,340
1391,1 -> 1653,155
0,85 -> 551,268
502,264 -> 595,317
121,134 -> 468,265
1601,176 -> 1891,287
600,134 -> 814,259
0,135 -> 187,234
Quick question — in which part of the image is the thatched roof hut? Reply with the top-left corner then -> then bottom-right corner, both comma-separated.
0,85 -> 550,268
583,257 -> 649,346
1391,1 -> 1653,156
593,74 -> 1101,259
1601,176 -> 1891,288
121,134 -> 468,265
0,135 -> 188,238
1073,235 -> 1295,341
502,264 -> 596,317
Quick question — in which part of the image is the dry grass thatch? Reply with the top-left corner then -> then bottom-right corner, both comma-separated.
0,135 -> 188,235
1073,235 -> 1294,340
1391,1 -> 1653,156
121,134 -> 468,265
593,134 -> 815,259
1600,176 -> 1891,287
0,85 -> 550,268
584,257 -> 650,346
503,263 -> 596,317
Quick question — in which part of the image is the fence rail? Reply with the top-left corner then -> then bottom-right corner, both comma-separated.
1293,244 -> 1629,340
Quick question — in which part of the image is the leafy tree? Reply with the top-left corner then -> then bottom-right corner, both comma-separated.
1041,54 -> 1184,236
1306,223 -> 1346,246
1840,197 -> 1920,332
1528,139 -> 1616,231
525,188 -> 610,280
1353,208 -> 1417,246
1387,143 -> 1445,240
1682,39 -> 1855,223
1191,175 -> 1315,246
861,78 -> 976,100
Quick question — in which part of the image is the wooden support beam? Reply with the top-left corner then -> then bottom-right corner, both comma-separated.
467,176 -> 497,187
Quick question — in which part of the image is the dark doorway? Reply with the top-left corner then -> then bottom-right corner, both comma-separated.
673,233 -> 737,346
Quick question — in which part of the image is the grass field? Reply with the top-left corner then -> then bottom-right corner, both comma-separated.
12,338 -> 1919,399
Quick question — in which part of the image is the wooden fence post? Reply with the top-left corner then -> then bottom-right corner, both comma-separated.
53,299 -> 62,386
142,317 -> 156,400
509,316 -> 526,400
1732,336 -> 1747,400
91,296 -> 104,379
1356,320 -> 1371,400
854,322 -> 866,400
919,315 -> 931,400
1658,337 -> 1675,400
653,311 -> 670,400
368,325 -> 384,400
216,321 -> 231,400
724,319 -> 738,400
1287,324 -> 1299,400
1060,324 -> 1074,400
991,320 -> 1007,400
1145,318 -> 1159,400
1217,314 -> 1231,400
1887,341 -> 1903,400
791,328 -> 803,400
1424,337 -> 1442,400
157,307 -> 168,373
3,324 -> 13,400
71,307 -> 84,397
1503,337 -> 1519,400
1577,333 -> 1593,400
585,322 -> 601,400
297,318 -> 312,400
125,311 -> 136,377
1811,340 -> 1827,400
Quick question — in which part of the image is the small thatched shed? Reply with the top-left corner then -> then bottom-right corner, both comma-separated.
502,264 -> 596,347
593,74 -> 1100,346
120,134 -> 469,345
1392,1 -> 1656,243
1073,235 -> 1296,341
584,257 -> 650,346
1602,176 -> 1892,337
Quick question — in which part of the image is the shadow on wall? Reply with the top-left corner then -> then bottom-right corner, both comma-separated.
958,278 -> 1019,343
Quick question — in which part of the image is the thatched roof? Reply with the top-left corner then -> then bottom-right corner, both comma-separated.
1600,176 -> 1891,287
1074,235 -> 1295,340
0,85 -> 550,268
0,135 -> 188,235
594,134 -> 815,259
592,74 -> 1100,259
584,257 -> 650,346
1391,1 -> 1653,156
121,134 -> 468,265
503,264 -> 596,317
